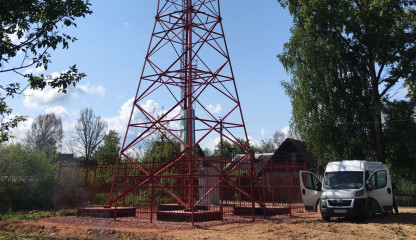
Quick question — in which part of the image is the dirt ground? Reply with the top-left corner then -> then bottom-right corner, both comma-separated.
1,208 -> 415,240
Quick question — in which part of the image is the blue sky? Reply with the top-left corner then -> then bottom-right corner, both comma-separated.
7,0 -> 294,151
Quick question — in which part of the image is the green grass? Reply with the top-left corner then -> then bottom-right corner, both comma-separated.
0,210 -> 78,240
0,231 -> 17,240
0,230 -> 48,240
0,230 -> 47,240
54,209 -> 77,216
0,209 -> 79,222
0,211 -> 52,222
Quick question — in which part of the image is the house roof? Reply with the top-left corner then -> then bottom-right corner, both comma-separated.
271,138 -> 317,169
228,153 -> 274,173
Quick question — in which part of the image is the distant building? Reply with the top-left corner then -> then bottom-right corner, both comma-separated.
199,138 -> 318,205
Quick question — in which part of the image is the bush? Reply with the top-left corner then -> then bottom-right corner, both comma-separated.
0,144 -> 57,213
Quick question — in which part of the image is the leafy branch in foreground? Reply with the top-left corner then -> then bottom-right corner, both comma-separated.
0,0 -> 92,142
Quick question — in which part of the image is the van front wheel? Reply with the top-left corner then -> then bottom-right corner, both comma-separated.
365,202 -> 374,221
322,215 -> 330,222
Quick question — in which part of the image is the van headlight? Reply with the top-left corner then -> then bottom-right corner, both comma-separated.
354,189 -> 364,197
320,198 -> 327,208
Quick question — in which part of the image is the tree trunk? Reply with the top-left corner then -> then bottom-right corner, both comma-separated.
372,107 -> 386,163
370,70 -> 386,163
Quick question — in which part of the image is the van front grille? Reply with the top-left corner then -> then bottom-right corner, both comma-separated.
328,199 -> 352,207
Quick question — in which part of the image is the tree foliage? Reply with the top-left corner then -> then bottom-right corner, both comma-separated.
72,108 -> 107,161
278,0 -> 416,165
256,139 -> 277,153
142,135 -> 181,163
211,138 -> 248,160
25,113 -> 63,155
0,143 -> 56,213
384,100 -> 416,183
209,137 -> 278,159
0,0 -> 92,142
94,130 -> 120,164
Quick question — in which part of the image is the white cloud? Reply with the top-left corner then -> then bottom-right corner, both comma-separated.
248,136 -> 261,148
261,128 -> 266,137
158,105 -> 182,131
45,106 -> 70,118
77,83 -> 106,97
8,33 -> 20,44
62,121 -> 75,137
7,32 -> 26,45
105,98 -> 135,135
206,104 -> 222,115
105,98 -> 162,138
203,137 -> 220,151
281,126 -> 290,136
23,66 -> 45,75
104,98 -> 188,149
140,99 -> 159,114
23,78 -> 106,110
9,116 -> 33,142
24,86 -> 69,109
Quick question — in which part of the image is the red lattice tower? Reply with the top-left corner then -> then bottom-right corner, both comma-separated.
108,0 -> 261,220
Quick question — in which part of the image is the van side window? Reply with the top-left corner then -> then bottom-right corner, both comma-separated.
369,170 -> 387,189
302,172 -> 319,190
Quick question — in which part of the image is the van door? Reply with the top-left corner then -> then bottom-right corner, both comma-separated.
367,170 -> 393,212
299,171 -> 322,212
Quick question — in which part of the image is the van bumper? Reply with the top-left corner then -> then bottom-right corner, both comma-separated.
320,198 -> 366,218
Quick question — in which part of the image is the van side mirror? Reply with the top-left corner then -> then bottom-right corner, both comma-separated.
366,181 -> 372,191
315,182 -> 322,191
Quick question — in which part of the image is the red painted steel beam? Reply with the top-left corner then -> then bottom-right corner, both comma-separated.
108,0 -> 259,221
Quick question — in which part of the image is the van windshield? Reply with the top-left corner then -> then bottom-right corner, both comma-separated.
323,171 -> 363,190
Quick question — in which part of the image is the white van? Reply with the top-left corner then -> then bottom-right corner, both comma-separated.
299,160 -> 394,221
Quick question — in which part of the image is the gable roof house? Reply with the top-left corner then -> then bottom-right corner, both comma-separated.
258,138 -> 317,204
270,138 -> 317,170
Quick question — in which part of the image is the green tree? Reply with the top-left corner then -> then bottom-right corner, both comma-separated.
213,138 -> 248,160
94,130 -> 120,164
25,113 -> 63,155
0,143 -> 56,212
256,139 -> 276,153
384,100 -> 416,183
278,0 -> 416,164
0,0 -> 92,142
141,135 -> 181,165
272,128 -> 301,148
